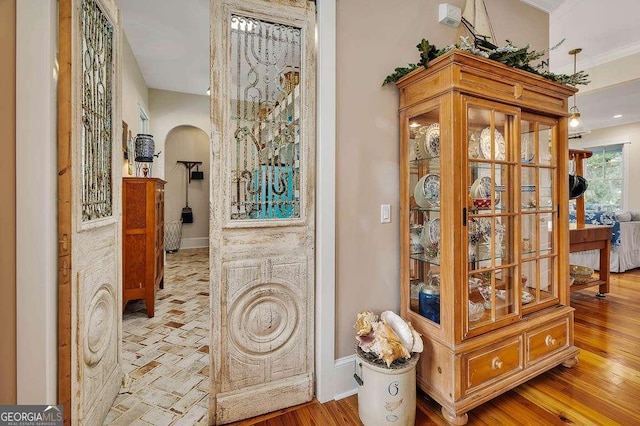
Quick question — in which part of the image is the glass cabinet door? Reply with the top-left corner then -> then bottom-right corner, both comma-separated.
520,117 -> 559,308
465,100 -> 519,335
407,108 -> 441,325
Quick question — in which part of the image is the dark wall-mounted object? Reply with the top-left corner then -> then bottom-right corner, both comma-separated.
191,164 -> 204,180
177,161 -> 203,224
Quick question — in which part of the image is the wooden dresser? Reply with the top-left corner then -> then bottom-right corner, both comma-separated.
122,177 -> 166,317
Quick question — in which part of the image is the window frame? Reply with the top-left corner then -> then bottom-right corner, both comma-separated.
570,139 -> 629,212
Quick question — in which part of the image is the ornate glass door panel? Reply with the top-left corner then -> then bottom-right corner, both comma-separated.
58,0 -> 123,423
229,15 -> 301,221
464,99 -> 519,337
211,0 -> 316,424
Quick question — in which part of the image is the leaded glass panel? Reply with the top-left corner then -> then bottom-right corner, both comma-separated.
81,0 -> 114,221
229,14 -> 301,220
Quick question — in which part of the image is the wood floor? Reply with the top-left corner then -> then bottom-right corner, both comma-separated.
228,269 -> 640,425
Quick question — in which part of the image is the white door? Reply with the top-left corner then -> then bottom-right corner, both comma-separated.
210,0 -> 316,423
58,0 -> 123,424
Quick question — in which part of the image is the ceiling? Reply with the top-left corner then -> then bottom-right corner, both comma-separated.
116,0 -> 640,132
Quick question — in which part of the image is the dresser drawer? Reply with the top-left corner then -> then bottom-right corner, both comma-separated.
464,337 -> 522,391
526,319 -> 568,364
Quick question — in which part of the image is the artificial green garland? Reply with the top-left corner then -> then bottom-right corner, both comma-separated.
383,37 -> 590,87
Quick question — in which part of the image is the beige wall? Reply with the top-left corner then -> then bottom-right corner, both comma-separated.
164,125 -> 210,246
335,0 -> 549,358
121,33 -> 149,176
0,0 -> 16,404
571,122 -> 640,211
149,89 -> 210,246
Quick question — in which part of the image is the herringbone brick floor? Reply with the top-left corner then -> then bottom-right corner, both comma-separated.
104,248 -> 210,426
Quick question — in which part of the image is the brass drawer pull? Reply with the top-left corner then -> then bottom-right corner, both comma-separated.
491,357 -> 503,370
545,335 -> 557,346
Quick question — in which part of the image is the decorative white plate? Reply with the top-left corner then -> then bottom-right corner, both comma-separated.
428,218 -> 440,243
422,123 -> 440,157
474,176 -> 492,199
468,131 -> 481,159
414,173 -> 440,208
480,127 -> 506,161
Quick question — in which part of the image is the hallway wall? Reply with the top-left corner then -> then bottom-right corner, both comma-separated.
334,0 -> 549,358
0,0 -> 17,404
149,89 -> 210,247
164,125 -> 210,248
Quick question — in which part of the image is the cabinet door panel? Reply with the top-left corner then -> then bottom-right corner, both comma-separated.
465,99 -> 520,336
405,107 -> 442,325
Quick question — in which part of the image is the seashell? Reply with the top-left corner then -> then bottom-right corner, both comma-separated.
354,310 -> 378,337
369,322 -> 411,367
356,333 -> 375,352
410,327 -> 423,353
381,310 -> 414,352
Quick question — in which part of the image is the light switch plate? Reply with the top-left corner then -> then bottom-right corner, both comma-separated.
381,204 -> 391,223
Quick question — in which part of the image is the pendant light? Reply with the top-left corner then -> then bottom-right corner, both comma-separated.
568,48 -> 586,132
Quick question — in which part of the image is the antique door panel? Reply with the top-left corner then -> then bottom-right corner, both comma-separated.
211,0 -> 316,424
58,0 -> 123,424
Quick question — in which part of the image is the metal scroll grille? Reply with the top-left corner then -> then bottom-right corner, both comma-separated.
81,0 -> 113,221
229,15 -> 301,220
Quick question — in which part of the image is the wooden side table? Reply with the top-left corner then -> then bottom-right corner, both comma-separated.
569,224 -> 611,297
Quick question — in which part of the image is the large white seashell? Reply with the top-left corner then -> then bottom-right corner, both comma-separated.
369,322 -> 411,367
381,310 -> 414,352
410,328 -> 423,353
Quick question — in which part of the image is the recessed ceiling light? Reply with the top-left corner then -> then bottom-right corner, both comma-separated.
613,114 -> 623,118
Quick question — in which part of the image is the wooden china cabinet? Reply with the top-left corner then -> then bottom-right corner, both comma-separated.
396,50 -> 579,425
122,177 -> 166,318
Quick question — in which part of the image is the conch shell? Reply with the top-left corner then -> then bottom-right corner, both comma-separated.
369,322 -> 411,367
354,311 -> 378,336
354,311 -> 378,352
381,311 -> 413,351
354,310 -> 423,366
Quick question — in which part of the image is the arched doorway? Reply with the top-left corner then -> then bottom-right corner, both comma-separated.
164,125 -> 210,248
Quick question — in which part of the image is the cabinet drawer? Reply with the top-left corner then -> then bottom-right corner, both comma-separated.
464,337 -> 522,391
527,319 -> 568,364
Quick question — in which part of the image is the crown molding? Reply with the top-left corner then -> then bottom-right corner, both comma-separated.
553,40 -> 640,75
520,0 -> 564,13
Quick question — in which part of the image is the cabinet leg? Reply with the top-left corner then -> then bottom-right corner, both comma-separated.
441,407 -> 468,425
562,356 -> 579,368
596,292 -> 606,298
145,296 -> 155,318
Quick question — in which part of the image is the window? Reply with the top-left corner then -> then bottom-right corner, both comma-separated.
139,107 -> 149,134
583,144 -> 623,212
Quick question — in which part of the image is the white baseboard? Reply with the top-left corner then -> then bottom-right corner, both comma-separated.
333,354 -> 358,400
180,237 -> 209,249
